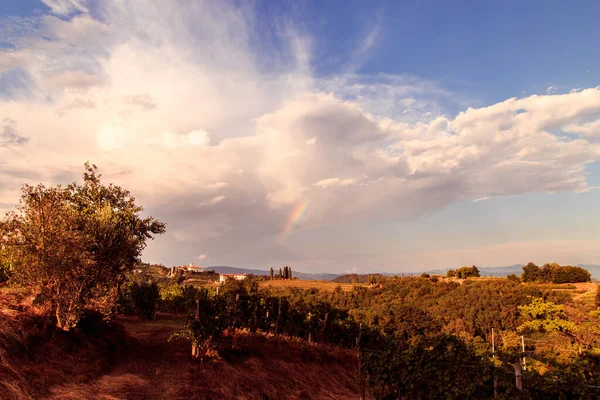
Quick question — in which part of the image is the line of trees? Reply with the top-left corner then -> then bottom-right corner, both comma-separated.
446,265 -> 480,279
521,262 -> 591,283
269,265 -> 293,280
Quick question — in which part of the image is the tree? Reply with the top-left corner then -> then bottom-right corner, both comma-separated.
521,262 -> 540,282
279,267 -> 283,279
0,163 -> 165,330
446,270 -> 456,278
456,265 -> 480,279
289,266 -> 292,280
517,297 -> 576,336
269,267 -> 274,280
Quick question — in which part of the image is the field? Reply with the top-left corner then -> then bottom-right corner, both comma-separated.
259,279 -> 366,292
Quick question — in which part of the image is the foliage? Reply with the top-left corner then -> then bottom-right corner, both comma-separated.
517,297 -> 576,335
456,265 -> 480,279
117,279 -> 160,319
0,163 -> 165,329
446,269 -> 456,278
332,273 -> 386,284
521,262 -> 590,283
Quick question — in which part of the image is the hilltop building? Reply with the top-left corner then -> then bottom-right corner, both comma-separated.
219,273 -> 247,283
169,262 -> 205,275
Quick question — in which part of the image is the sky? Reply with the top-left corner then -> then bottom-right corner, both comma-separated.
0,0 -> 599,274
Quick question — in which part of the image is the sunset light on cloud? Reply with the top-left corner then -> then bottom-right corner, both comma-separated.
0,0 -> 599,273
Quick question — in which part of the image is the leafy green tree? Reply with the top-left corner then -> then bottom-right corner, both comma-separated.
0,163 -> 165,329
517,297 -> 576,336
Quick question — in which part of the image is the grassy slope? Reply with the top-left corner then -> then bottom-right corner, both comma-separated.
1,289 -> 364,400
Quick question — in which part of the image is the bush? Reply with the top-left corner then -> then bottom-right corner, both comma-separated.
506,274 -> 520,282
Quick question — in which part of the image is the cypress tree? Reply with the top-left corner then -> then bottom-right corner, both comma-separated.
269,267 -> 274,280
279,267 -> 283,279
289,267 -> 292,280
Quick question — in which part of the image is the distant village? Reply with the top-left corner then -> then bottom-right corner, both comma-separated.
168,262 -> 247,283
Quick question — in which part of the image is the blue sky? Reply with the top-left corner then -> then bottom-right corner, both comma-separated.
0,0 -> 599,272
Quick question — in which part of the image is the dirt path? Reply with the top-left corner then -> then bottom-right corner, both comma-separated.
46,315 -> 363,400
48,315 -> 203,399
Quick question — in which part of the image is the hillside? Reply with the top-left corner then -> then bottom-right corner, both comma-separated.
0,290 -> 364,400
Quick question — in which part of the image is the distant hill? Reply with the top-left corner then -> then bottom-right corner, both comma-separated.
208,266 -> 342,281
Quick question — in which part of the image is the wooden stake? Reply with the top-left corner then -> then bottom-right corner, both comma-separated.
320,312 -> 329,343
493,374 -> 498,398
192,299 -> 200,359
521,335 -> 526,371
357,323 -> 365,400
275,297 -> 282,336
514,357 -> 523,391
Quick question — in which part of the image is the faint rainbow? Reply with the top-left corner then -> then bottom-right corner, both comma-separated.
280,200 -> 311,242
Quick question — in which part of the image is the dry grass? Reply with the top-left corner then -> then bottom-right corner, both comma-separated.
1,288 -> 365,399
259,279 -> 365,292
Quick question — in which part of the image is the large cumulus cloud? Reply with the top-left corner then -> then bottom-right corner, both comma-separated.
1,0 -> 599,270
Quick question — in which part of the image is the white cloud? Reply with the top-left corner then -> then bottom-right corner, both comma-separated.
206,182 -> 229,189
1,1 -> 600,270
564,119 -> 600,138
472,196 -> 490,203
315,178 -> 341,188
546,84 -> 557,94
41,0 -> 89,16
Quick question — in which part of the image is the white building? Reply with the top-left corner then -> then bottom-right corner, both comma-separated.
219,273 -> 247,283
180,262 -> 205,273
